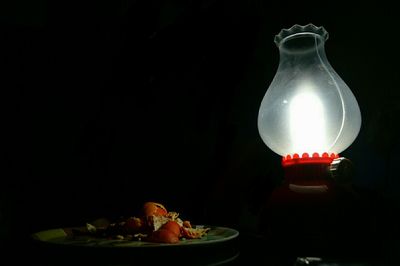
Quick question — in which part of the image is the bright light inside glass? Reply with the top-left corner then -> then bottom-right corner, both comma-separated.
289,92 -> 325,154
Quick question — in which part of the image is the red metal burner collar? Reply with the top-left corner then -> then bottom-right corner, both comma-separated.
282,152 -> 339,167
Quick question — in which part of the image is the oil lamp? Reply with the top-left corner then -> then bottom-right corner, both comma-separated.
258,24 -> 362,254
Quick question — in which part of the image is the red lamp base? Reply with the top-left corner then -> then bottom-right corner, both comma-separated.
259,152 -> 357,256
281,152 -> 338,186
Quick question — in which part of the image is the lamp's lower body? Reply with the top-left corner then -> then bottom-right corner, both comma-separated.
259,181 -> 371,258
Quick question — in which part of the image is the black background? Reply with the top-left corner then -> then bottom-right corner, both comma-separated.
2,0 -> 400,263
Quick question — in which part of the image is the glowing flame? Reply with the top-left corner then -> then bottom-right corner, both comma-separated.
289,91 -> 326,154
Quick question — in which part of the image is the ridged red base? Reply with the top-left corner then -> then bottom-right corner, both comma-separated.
282,152 -> 339,167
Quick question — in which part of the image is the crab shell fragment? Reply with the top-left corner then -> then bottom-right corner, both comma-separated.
143,202 -> 168,217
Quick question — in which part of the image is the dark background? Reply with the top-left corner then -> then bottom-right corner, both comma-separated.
2,0 -> 400,262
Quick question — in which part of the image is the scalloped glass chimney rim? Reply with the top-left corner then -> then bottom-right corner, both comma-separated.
276,32 -> 326,53
275,32 -> 327,47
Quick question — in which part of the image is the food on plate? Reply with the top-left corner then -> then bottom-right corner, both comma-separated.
81,202 -> 210,244
160,221 -> 181,237
143,202 -> 168,217
148,228 -> 179,244
124,217 -> 144,233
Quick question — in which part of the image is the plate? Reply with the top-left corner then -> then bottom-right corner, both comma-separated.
32,226 -> 239,248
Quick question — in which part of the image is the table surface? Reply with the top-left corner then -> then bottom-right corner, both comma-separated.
6,231 -> 398,266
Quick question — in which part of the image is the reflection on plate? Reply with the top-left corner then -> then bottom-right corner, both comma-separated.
32,226 -> 239,248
